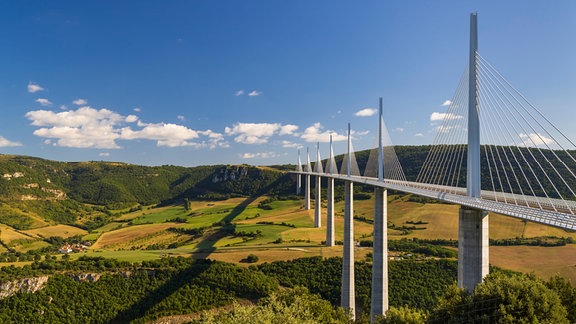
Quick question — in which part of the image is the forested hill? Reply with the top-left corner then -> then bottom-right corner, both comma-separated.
0,154 -> 293,228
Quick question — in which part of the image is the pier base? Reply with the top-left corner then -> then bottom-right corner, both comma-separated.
458,207 -> 489,292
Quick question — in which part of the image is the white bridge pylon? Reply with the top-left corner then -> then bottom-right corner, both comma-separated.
292,13 -> 576,321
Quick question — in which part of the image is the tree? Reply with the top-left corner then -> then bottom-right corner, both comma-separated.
246,254 -> 259,263
429,272 -> 569,323
194,287 -> 349,324
376,306 -> 427,323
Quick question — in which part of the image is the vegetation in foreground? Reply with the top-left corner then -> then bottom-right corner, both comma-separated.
0,256 -> 574,323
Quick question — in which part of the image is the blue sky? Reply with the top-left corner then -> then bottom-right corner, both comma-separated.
0,1 -> 574,167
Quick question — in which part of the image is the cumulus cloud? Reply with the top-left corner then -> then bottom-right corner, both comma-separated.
441,100 -> 452,107
282,140 -> 303,149
27,82 -> 44,93
430,112 -> 463,122
177,115 -> 185,121
0,136 -> 22,147
35,98 -> 52,106
99,152 -> 110,157
279,124 -> 298,136
248,90 -> 262,97
519,133 -> 554,147
300,122 -> 347,143
415,133 -> 424,137
225,122 -> 296,144
73,99 -> 88,106
133,107 -> 141,112
393,127 -> 404,133
354,108 -> 377,117
241,152 -> 279,159
25,106 -> 225,149
235,90 -> 244,96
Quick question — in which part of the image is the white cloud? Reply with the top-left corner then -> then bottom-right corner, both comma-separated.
27,82 -> 44,93
300,122 -> 347,143
248,90 -> 262,97
354,108 -> 377,117
241,152 -> 279,159
235,90 -> 244,96
279,124 -> 298,136
415,133 -> 424,137
393,127 -> 404,133
0,136 -> 22,147
35,98 -> 52,106
519,133 -> 554,147
133,107 -> 141,112
282,140 -> 303,149
430,112 -> 463,122
125,115 -> 139,123
26,106 -> 224,149
225,122 -> 295,144
441,100 -> 452,107
73,99 -> 88,106
60,105 -> 68,110
99,152 -> 110,157
177,115 -> 185,121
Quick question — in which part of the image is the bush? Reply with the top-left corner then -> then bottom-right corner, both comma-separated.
245,254 -> 259,263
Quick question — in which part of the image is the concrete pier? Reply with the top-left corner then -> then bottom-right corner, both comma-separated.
305,174 -> 310,210
371,188 -> 388,322
326,177 -> 335,246
315,175 -> 321,227
458,207 -> 489,292
341,181 -> 355,320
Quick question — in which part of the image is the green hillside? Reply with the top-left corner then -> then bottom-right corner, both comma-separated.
0,155 -> 292,230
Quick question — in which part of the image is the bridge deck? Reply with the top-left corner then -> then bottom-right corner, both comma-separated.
293,171 -> 576,231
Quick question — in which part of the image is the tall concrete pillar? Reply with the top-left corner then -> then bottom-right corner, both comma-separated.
305,174 -> 310,210
371,188 -> 388,322
458,207 -> 489,292
296,174 -> 301,195
341,181 -> 355,320
326,177 -> 335,246
315,175 -> 322,227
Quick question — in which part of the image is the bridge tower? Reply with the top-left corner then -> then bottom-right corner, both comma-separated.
459,12 -> 489,292
371,98 -> 389,321
296,149 -> 302,195
341,123 -> 356,320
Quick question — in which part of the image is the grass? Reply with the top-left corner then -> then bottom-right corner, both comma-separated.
23,224 -> 88,239
3,193 -> 575,287
0,225 -> 35,243
491,244 -> 576,284
91,223 -> 182,250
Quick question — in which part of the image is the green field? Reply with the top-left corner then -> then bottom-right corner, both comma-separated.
1,194 -> 575,285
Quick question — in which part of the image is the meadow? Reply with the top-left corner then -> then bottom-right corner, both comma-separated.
46,194 -> 569,285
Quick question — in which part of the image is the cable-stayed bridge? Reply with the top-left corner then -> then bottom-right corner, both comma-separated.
291,13 -> 576,322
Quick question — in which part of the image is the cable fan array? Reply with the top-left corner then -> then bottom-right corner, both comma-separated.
417,53 -> 576,215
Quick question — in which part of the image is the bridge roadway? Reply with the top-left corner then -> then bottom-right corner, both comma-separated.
294,171 -> 576,231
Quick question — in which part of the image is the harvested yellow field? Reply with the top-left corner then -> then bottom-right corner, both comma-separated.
23,224 -> 88,239
0,225 -> 34,243
92,223 -> 181,249
491,245 -> 576,284
193,246 -> 371,266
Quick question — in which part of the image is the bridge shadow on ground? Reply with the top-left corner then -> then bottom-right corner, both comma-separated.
192,174 -> 291,259
108,259 -> 215,323
109,174 -> 291,322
